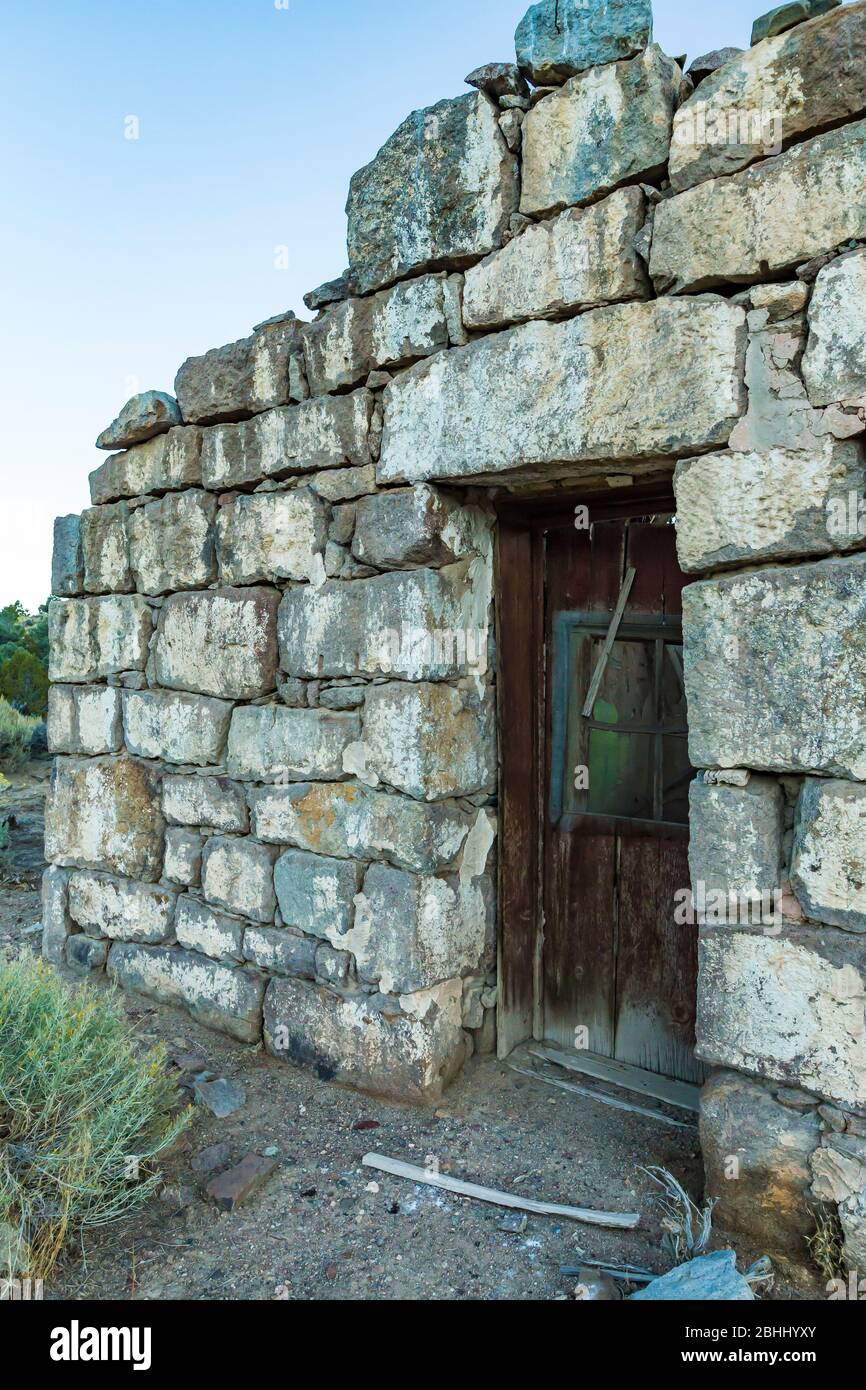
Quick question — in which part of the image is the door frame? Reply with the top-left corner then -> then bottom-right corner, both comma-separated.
494,480 -> 682,1058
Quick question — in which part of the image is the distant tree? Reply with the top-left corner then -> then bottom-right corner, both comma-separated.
0,602 -> 49,716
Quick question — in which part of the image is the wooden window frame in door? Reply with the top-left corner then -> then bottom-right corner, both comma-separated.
494,482 -> 680,1058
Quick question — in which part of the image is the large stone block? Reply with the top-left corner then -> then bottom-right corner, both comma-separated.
52,514 -> 84,597
174,896 -> 245,962
243,926 -> 318,978
216,489 -> 328,586
89,426 -> 203,506
361,681 -> 496,801
683,556 -> 866,777
174,318 -> 306,424
697,925 -> 866,1111
48,685 -> 123,756
343,862 -> 492,994
108,943 -> 265,1044
45,756 -> 164,882
201,836 -> 278,924
226,705 -> 360,782
463,190 -> 649,332
674,443 -> 866,573
520,46 -> 678,218
41,865 -> 74,965
752,0 -> 841,47
68,871 -> 176,944
379,298 -> 746,485
264,975 -> 465,1101
351,486 -> 483,570
273,848 -> 362,938
153,588 -> 279,700
128,490 -> 217,595
652,119 -> 866,295
803,251 -> 866,408
80,505 -> 132,594
162,774 -> 249,833
346,91 -> 519,297
792,779 -> 866,932
279,560 -> 491,680
49,596 -> 152,682
200,391 -> 373,490
700,1070 -> 821,1258
163,828 -> 204,887
670,3 -> 866,193
123,689 -> 233,767
303,276 -> 449,396
96,390 -> 183,450
689,777 -> 784,901
248,781 -> 471,873
840,1192 -> 866,1273
515,0 -> 653,85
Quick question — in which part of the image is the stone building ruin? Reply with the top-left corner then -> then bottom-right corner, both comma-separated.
44,0 -> 866,1271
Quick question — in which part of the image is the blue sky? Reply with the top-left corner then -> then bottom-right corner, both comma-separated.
1,0 -> 782,609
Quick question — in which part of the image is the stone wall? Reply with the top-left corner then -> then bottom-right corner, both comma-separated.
47,0 -> 866,1263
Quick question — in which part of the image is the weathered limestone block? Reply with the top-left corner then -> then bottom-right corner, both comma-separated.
264,975 -> 465,1101
122,689 -> 233,767
465,62 -> 529,102
463,190 -> 649,331
309,463 -> 376,503
811,1132 -> 866,1205
343,863 -> 492,994
670,3 -> 866,193
41,866 -> 75,965
274,849 -> 362,938
97,391 -> 183,450
674,443 -> 866,572
515,0 -> 653,85
701,1070 -> 822,1258
361,682 -> 496,800
752,0 -> 840,46
652,120 -> 866,295
304,272 -> 350,313
351,486 -> 483,570
303,276 -> 449,396
108,943 -> 265,1044
346,92 -> 519,296
248,782 -> 470,873
520,47 -> 678,218
175,896 -> 244,962
162,774 -> 248,833
226,705 -> 360,782
52,515 -> 84,597
89,426 -> 203,505
48,685 -> 123,756
201,836 -> 278,924
840,1192 -> 866,1272
49,597 -> 153,683
697,926 -> 866,1110
683,556 -> 866,777
689,778 -> 784,901
792,779 -> 866,932
279,560 -> 491,681
803,252 -> 866,408
216,490 -> 328,586
81,504 -> 132,594
68,871 -> 176,944
45,756 -> 164,881
379,298 -> 746,484
200,391 -> 373,490
67,936 -> 109,974
128,490 -> 217,595
243,926 -> 317,978
175,318 -> 306,424
154,588 -> 279,700
163,828 -> 205,888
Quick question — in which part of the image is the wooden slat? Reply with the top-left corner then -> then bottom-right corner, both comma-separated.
511,1064 -> 695,1131
581,566 -> 637,717
362,1153 -> 641,1230
530,1045 -> 701,1113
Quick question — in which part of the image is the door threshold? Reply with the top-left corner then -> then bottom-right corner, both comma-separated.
529,1044 -> 701,1114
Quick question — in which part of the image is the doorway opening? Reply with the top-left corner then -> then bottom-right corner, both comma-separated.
495,483 -> 705,1087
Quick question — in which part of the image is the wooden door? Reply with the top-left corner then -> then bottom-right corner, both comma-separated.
497,498 -> 704,1085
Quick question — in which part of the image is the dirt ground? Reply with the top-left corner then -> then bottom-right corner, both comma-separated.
0,763 -> 817,1302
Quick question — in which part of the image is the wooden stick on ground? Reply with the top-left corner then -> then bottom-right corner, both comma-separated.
362,1153 -> 640,1231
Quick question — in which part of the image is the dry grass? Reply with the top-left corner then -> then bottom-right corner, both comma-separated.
808,1207 -> 846,1281
0,697 -> 37,770
0,954 -> 192,1280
